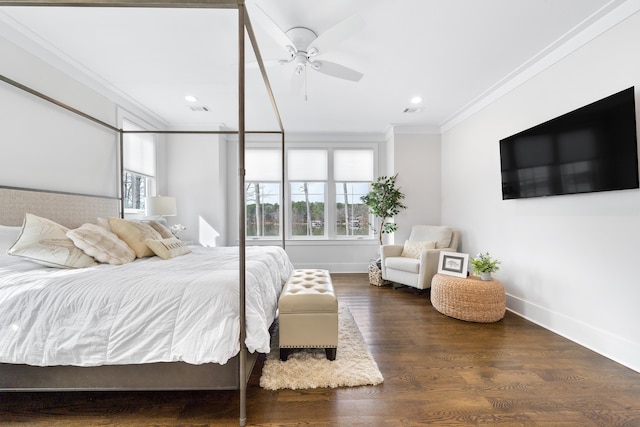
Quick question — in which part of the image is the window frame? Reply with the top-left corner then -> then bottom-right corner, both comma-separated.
289,180 -> 328,239
245,142 -> 378,242
245,181 -> 282,240
121,117 -> 157,215
244,147 -> 283,240
286,144 -> 377,241
122,170 -> 155,214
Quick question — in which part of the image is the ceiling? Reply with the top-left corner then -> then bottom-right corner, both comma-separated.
0,0 -> 631,134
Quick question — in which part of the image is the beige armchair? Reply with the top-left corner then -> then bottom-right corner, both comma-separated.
380,225 -> 460,290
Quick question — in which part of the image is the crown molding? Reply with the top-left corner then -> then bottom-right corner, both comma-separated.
439,0 -> 640,133
0,10 -> 168,129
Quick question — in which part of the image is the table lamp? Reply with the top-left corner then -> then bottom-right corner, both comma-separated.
145,196 -> 177,218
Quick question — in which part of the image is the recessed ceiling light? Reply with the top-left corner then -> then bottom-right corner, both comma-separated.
184,95 -> 198,103
410,96 -> 422,104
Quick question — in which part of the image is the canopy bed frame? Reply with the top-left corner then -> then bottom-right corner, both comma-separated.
0,1 -> 286,426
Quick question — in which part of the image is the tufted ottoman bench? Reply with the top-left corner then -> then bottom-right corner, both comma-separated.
278,269 -> 338,361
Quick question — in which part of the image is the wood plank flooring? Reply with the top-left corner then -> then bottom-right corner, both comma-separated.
1,273 -> 639,426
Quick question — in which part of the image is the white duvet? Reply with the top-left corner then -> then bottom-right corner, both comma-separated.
0,245 -> 293,367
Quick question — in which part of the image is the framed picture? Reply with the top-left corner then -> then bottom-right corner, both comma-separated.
437,251 -> 469,278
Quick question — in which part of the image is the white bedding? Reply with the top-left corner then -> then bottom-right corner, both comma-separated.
0,241 -> 293,367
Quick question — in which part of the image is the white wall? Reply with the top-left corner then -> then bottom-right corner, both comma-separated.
441,10 -> 640,372
0,36 -> 119,197
390,132 -> 442,244
166,133 -> 227,247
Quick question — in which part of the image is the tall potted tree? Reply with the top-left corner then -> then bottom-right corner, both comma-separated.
361,174 -> 407,245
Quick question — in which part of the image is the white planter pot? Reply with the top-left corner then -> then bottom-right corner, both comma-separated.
479,272 -> 492,281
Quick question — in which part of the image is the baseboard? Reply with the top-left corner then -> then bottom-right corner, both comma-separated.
291,262 -> 368,273
506,293 -> 640,373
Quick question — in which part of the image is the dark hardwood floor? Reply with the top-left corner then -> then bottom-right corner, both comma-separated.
1,273 -> 639,426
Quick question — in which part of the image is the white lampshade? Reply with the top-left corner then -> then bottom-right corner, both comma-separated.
146,196 -> 177,216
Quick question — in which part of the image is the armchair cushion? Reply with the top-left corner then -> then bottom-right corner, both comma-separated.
386,256 -> 420,274
409,225 -> 454,249
401,240 -> 436,258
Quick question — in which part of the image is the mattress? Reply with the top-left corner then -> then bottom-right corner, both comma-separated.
0,237 -> 293,367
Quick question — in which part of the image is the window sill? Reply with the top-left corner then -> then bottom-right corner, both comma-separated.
247,238 -> 378,247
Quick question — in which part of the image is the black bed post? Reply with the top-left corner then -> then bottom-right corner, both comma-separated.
238,1 -> 248,426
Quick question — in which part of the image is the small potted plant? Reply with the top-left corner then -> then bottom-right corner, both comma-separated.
470,252 -> 501,281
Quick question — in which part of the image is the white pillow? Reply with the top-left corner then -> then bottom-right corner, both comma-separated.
67,223 -> 136,265
0,225 -> 22,253
7,213 -> 97,268
96,217 -> 112,232
108,217 -> 162,258
400,240 -> 436,258
146,237 -> 191,260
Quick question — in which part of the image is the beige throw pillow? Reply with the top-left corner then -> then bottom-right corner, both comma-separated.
108,217 -> 162,258
67,223 -> 136,265
7,213 -> 97,268
146,237 -> 191,260
146,220 -> 174,239
400,240 -> 436,258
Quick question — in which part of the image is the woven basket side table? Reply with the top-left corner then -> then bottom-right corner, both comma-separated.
431,273 -> 506,323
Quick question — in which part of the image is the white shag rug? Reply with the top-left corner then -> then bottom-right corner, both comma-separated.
259,303 -> 384,390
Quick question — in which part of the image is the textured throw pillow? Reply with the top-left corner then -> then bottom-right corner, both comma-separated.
67,223 -> 136,265
146,237 -> 191,260
7,213 -> 97,268
146,220 -> 174,239
400,240 -> 436,258
108,217 -> 162,258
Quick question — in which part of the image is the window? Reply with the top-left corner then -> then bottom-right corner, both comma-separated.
334,150 -> 374,237
122,119 -> 156,213
245,145 -> 375,240
335,182 -> 371,237
290,181 -> 326,236
123,171 -> 149,211
288,150 -> 328,237
245,149 -> 281,238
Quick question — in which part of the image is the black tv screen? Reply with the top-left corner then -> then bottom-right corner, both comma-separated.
500,87 -> 639,200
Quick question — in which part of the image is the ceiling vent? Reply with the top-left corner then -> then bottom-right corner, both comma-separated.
189,105 -> 210,112
403,107 -> 423,113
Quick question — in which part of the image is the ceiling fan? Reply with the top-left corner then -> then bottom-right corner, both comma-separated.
250,4 -> 365,97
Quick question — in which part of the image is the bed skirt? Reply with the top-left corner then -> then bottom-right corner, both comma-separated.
0,352 -> 257,391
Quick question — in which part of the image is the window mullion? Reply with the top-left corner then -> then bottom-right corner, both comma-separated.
327,147 -> 336,239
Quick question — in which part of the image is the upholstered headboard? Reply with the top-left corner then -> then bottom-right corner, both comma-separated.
0,186 -> 120,228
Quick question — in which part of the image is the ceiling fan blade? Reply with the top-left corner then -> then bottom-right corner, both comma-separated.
312,60 -> 363,82
307,14 -> 365,55
249,3 -> 296,52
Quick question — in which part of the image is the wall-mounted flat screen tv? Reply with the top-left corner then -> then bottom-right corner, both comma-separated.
500,87 -> 639,200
